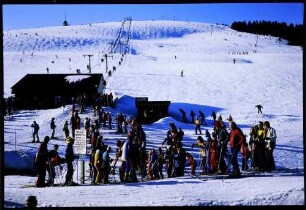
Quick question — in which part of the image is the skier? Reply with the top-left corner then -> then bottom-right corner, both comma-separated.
254,121 -> 267,171
209,133 -> 218,173
173,145 -> 186,177
228,122 -> 246,176
215,122 -> 229,174
112,140 -> 125,182
177,127 -> 184,145
147,148 -> 158,180
191,136 -> 207,174
181,70 -> 184,77
107,112 -> 112,129
190,110 -> 195,123
31,121 -> 40,143
255,104 -> 263,114
62,120 -> 69,138
241,142 -> 250,171
263,121 -> 277,171
194,117 -> 202,135
102,146 -> 112,184
70,111 -> 80,138
186,152 -> 197,176
34,136 -> 50,187
179,108 -> 187,122
47,144 -> 65,186
64,136 -> 76,186
227,115 -> 233,127
199,111 -> 206,125
94,144 -> 103,184
211,111 -> 216,124
157,147 -> 165,179
50,118 -> 56,139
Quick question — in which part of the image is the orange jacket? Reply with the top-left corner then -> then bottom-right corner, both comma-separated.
229,128 -> 245,148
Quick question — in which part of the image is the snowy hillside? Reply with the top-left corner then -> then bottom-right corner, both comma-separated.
3,20 -> 304,207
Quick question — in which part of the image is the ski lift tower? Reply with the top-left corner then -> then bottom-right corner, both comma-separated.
104,53 -> 113,73
83,54 -> 93,73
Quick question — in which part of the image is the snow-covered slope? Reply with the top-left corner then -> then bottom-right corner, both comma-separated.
3,20 -> 304,207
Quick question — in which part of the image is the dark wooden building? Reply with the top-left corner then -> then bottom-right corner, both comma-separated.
11,73 -> 105,110
135,97 -> 170,124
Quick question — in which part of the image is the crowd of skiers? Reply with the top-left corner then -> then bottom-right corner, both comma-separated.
33,93 -> 277,187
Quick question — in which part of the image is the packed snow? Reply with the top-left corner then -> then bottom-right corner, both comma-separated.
3,20 -> 304,207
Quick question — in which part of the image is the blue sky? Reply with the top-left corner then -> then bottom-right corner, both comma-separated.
3,3 -> 304,30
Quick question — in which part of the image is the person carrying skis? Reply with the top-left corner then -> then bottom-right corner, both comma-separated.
186,152 -> 197,176
31,121 -> 40,143
34,136 -> 50,187
228,122 -> 246,176
50,118 -> 56,139
112,139 -> 125,182
47,144 -> 65,186
195,117 -> 202,135
191,136 -> 207,174
263,121 -> 277,171
255,104 -> 263,114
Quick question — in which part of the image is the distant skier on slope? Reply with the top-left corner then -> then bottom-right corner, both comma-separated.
255,104 -> 263,114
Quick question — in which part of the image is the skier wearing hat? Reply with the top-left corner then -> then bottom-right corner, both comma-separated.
31,121 -> 40,143
191,136 -> 207,174
64,136 -> 76,186
102,146 -> 112,184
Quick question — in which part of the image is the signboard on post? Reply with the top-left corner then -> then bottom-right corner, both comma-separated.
74,129 -> 87,155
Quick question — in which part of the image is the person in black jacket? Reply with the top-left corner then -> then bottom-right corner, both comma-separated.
50,118 -> 56,139
64,136 -> 76,186
31,121 -> 40,143
34,136 -> 50,187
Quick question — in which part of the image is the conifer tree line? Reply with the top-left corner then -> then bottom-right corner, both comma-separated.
231,21 -> 304,47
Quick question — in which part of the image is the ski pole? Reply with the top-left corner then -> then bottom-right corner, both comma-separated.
217,144 -> 223,173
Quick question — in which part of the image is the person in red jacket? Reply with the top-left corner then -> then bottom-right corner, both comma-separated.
209,133 -> 218,173
228,121 -> 246,176
186,152 -> 197,175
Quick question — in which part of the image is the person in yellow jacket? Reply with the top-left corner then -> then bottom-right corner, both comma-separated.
195,117 -> 202,135
191,136 -> 207,174
254,121 -> 267,171
94,146 -> 103,184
